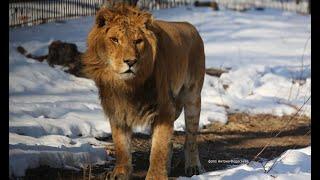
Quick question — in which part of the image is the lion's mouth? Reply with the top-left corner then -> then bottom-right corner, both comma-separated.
122,69 -> 135,74
120,69 -> 136,77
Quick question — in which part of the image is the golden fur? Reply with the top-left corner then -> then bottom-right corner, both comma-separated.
82,4 -> 205,180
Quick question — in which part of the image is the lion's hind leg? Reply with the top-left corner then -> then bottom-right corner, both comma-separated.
183,87 -> 204,177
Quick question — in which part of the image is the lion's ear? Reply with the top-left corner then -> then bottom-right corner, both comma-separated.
139,12 -> 153,27
95,7 -> 114,28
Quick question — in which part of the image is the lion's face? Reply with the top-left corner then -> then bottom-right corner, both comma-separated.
85,7 -> 157,84
100,24 -> 152,80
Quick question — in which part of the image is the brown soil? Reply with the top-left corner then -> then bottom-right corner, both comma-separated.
21,113 -> 310,180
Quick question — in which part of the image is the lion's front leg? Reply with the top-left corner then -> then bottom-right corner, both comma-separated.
106,121 -> 132,180
146,115 -> 174,180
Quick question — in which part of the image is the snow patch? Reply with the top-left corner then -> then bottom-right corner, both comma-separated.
178,146 -> 311,180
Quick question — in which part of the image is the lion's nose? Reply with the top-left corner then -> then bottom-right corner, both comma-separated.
124,59 -> 137,67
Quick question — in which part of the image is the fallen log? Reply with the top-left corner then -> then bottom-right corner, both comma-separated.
17,41 -> 229,79
194,1 -> 219,11
205,67 -> 229,77
16,46 -> 48,62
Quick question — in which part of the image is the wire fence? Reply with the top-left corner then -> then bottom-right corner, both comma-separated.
215,0 -> 310,14
9,0 -> 310,27
9,0 -> 191,27
9,0 -> 104,27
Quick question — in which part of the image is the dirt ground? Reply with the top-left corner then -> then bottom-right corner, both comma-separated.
22,113 -> 310,180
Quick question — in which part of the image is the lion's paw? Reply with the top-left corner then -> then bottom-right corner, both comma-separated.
105,166 -> 131,180
185,165 -> 205,177
146,170 -> 168,180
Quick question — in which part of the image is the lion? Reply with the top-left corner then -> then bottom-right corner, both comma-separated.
82,4 -> 205,180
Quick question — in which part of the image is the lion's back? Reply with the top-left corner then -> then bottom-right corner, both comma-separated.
153,20 -> 205,95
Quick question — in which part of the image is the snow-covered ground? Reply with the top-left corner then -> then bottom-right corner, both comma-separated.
9,6 -> 310,179
178,146 -> 311,180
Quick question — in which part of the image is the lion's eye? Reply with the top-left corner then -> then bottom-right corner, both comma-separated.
110,37 -> 119,43
134,39 -> 143,44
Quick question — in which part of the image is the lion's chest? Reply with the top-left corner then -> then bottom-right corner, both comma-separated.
102,85 -> 159,128
120,99 -> 159,127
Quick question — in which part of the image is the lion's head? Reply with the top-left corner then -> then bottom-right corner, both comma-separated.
83,4 -> 157,88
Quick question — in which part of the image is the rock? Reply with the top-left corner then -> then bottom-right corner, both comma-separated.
47,40 -> 85,77
17,40 -> 86,78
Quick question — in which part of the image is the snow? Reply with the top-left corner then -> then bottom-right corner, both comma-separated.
9,133 -> 112,177
9,6 -> 310,178
178,146 -> 311,180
